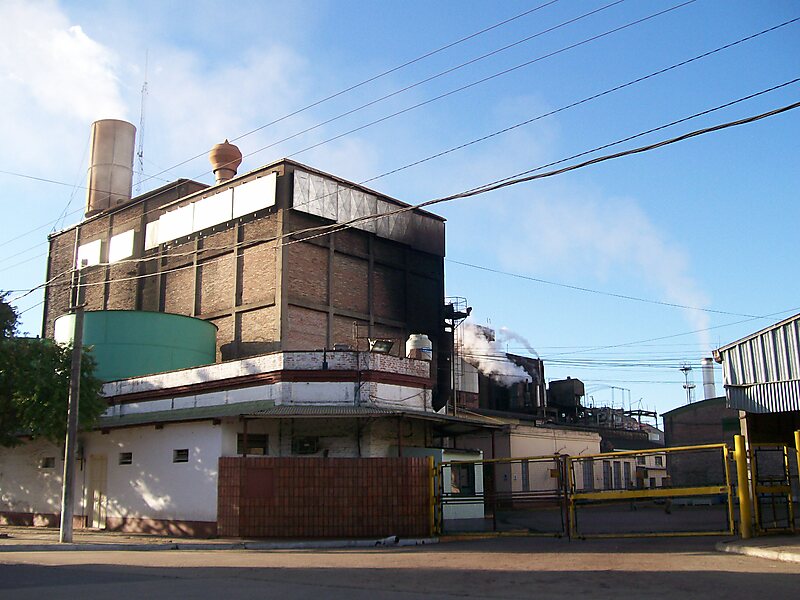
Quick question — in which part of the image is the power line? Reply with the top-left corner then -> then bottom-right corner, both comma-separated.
231,0 -> 628,162
546,306 -> 800,357
4,9 -> 792,254
276,0 -> 697,163
280,91 -> 800,247
1,0 -> 691,243
138,0 -> 566,183
358,16 -> 800,186
446,258 -> 760,317
8,89 -> 798,307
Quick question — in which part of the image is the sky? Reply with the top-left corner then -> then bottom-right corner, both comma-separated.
1,0 -> 799,422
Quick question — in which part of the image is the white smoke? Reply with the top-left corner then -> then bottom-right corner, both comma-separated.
497,326 -> 539,358
460,319 -> 531,387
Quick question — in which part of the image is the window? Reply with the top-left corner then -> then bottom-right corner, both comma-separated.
623,462 -> 632,489
636,456 -> 646,466
649,477 -> 657,488
582,459 -> 595,491
602,460 -> 612,490
521,460 -> 530,492
451,463 -> 475,496
654,455 -> 663,467
613,461 -> 622,489
237,433 -> 269,456
173,448 -> 189,463
119,452 -> 133,465
39,456 -> 56,469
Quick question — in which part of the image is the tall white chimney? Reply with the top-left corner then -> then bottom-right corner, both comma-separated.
701,357 -> 717,399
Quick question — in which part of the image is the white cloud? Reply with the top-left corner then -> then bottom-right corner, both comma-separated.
434,107 -> 713,349
496,184 -> 712,347
0,1 -> 127,122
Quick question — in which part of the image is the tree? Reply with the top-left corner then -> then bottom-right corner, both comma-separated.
0,295 -> 105,447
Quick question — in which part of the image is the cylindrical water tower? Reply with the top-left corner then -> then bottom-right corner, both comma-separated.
54,310 -> 217,381
84,119 -> 136,217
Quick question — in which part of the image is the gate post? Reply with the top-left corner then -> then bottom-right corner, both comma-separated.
795,430 -> 800,475
734,435 -> 753,539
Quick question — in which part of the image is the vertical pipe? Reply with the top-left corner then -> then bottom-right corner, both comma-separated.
427,455 -> 435,537
795,430 -> 800,481
567,457 -> 576,539
734,435 -> 753,539
795,430 -> 800,532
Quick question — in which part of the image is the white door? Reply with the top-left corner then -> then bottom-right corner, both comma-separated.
87,454 -> 108,529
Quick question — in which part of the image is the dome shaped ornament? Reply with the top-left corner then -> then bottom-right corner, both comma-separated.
208,139 -> 243,183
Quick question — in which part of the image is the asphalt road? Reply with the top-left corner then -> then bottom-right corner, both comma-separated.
1,537 -> 798,599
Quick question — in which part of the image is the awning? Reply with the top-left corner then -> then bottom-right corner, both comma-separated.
96,401 -> 502,432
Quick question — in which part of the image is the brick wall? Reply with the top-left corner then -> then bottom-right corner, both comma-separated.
217,456 -> 432,538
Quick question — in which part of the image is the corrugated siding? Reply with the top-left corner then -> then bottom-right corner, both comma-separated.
721,315 -> 800,412
726,381 -> 800,413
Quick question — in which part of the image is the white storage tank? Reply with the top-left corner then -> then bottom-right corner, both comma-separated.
85,119 -> 136,217
406,333 -> 432,361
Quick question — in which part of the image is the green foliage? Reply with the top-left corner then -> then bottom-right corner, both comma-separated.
0,296 -> 105,447
0,293 -> 17,339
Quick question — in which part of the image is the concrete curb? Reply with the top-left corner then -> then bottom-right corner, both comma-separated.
715,541 -> 800,564
0,537 -> 438,553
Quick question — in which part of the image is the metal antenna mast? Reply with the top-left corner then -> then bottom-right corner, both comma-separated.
135,51 -> 148,195
680,364 -> 695,404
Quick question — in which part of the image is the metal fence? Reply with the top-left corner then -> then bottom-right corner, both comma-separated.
435,437 -> 800,539
566,444 -> 734,538
437,455 -> 567,536
750,444 -> 796,533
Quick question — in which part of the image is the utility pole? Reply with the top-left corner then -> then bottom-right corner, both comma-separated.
59,266 -> 85,543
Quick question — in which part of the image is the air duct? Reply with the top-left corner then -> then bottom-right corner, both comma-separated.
84,119 -> 136,218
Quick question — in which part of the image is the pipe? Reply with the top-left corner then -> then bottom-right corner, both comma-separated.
734,435 -> 753,539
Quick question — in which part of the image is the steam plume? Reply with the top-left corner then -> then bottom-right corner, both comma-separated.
460,319 -> 531,387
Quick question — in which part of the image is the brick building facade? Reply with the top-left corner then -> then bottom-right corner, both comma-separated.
42,159 -> 445,365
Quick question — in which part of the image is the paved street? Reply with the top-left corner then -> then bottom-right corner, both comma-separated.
1,536 -> 798,599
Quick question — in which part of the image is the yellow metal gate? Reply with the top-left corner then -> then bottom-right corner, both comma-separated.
432,435 -> 800,539
566,444 -> 734,538
750,444 -> 796,533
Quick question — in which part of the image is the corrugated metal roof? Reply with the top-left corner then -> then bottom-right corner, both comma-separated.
725,381 -> 800,414
718,313 -> 800,413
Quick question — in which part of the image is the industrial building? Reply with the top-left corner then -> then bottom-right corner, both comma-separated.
1,119 -> 605,537
42,121 -> 446,376
714,312 -> 800,445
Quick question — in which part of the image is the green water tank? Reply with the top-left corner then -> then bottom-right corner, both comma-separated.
54,310 -> 217,382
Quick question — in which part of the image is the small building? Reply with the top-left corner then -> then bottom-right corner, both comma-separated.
0,349 -> 499,536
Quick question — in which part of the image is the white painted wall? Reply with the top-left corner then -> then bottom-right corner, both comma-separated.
0,438 -> 78,517
82,422 -> 223,522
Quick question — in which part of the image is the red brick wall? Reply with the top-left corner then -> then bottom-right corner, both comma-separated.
217,456 -> 432,539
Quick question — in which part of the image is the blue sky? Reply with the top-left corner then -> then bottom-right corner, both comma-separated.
1,0 -> 799,420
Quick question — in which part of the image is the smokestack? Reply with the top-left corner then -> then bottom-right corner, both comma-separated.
85,119 -> 136,217
208,140 -> 242,184
701,357 -> 716,399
